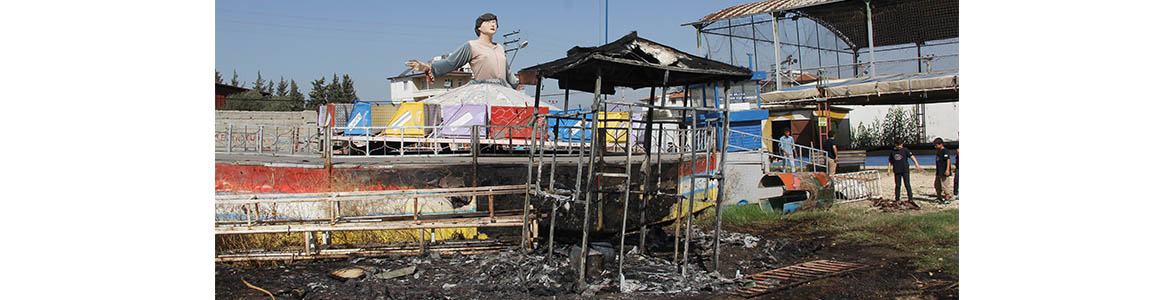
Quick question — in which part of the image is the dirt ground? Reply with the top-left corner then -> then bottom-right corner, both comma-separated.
706,211 -> 960,300
867,167 -> 959,206
217,211 -> 959,299
216,168 -> 960,299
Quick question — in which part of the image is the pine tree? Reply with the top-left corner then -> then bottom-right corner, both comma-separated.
225,90 -> 265,111
308,77 -> 328,108
252,71 -> 266,91
341,74 -> 357,101
216,70 -> 223,84
276,77 -> 289,97
265,81 -> 275,95
327,73 -> 343,103
289,79 -> 305,106
231,70 -> 240,86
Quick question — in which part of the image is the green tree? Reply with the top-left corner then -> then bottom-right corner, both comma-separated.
215,70 -> 223,84
879,106 -> 921,146
231,70 -> 239,86
276,77 -> 289,97
851,120 -> 878,149
341,74 -> 357,101
289,80 -> 305,106
265,81 -> 275,95
252,71 -> 266,91
308,77 -> 328,108
225,90 -> 265,111
225,90 -> 302,112
851,106 -> 922,148
327,73 -> 343,103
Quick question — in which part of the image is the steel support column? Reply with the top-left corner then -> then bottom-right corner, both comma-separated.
772,12 -> 782,89
866,1 -> 876,78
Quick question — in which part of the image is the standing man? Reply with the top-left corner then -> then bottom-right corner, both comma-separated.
953,149 -> 959,197
887,139 -> 921,202
933,138 -> 953,203
778,128 -> 795,172
823,132 -> 839,175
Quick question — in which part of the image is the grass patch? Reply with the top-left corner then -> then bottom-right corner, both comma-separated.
216,233 -> 304,253
696,204 -> 959,276
825,208 -> 959,275
693,204 -> 788,228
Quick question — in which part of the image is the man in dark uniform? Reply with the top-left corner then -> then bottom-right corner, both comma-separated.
823,132 -> 839,175
953,149 -> 959,197
887,139 -> 921,202
933,138 -> 953,203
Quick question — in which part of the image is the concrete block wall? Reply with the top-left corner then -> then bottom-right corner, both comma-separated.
723,151 -> 781,206
215,110 -> 318,127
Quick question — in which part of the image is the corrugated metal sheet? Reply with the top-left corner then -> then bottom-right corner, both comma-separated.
342,102 -> 373,136
547,109 -> 590,143
317,104 -> 355,127
630,113 -> 645,144
371,104 -> 400,132
729,121 -> 764,151
598,112 -> 630,144
727,110 -> 768,152
436,104 -> 487,138
542,110 -> 630,144
697,0 -> 840,23
380,102 -> 439,137
489,106 -> 549,140
333,104 -> 355,127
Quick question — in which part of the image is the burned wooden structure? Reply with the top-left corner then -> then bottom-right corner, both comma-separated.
519,31 -> 752,288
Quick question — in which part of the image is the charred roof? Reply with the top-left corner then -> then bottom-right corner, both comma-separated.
520,32 -> 752,95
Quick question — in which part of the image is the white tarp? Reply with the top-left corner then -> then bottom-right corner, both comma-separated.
761,71 -> 958,103
421,83 -> 560,110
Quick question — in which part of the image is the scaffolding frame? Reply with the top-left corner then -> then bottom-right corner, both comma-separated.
687,1 -> 960,146
521,65 -> 737,288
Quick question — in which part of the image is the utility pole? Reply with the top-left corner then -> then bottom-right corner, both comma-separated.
503,30 -> 523,53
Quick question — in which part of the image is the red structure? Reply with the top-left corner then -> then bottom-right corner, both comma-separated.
215,83 -> 250,110
489,106 -> 548,140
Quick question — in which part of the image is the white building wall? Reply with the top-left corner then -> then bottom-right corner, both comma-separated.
722,151 -> 779,206
388,79 -> 418,103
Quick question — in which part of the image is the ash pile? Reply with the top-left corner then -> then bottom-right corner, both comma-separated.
216,229 -> 766,299
870,197 -> 921,211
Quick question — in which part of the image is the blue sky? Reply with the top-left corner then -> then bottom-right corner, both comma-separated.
216,0 -> 959,138
215,1 -> 746,101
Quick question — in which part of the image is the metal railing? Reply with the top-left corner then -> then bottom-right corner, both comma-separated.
726,128 -> 829,173
215,123 -> 323,156
217,117 -> 727,158
215,184 -> 534,261
780,54 -> 959,84
829,170 -> 881,202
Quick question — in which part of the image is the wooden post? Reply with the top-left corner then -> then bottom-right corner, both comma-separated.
489,195 -> 496,223
416,197 -> 424,255
578,73 -> 602,290
521,77 -> 543,252
713,81 -> 733,273
304,232 -> 315,255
